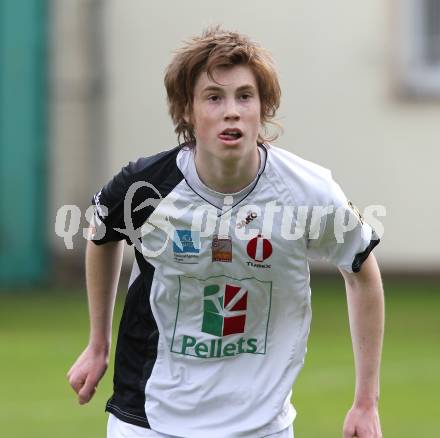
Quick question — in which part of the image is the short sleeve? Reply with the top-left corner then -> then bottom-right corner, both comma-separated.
91,159 -> 159,246
91,163 -> 136,245
307,177 -> 380,273
89,147 -> 185,246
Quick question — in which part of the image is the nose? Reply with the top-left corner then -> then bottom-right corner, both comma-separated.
223,98 -> 240,121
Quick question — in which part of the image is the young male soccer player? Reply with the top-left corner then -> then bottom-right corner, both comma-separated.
68,27 -> 384,438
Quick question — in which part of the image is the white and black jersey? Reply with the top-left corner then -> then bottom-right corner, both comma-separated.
91,144 -> 379,438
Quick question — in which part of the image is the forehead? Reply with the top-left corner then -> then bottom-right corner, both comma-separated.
194,65 -> 258,94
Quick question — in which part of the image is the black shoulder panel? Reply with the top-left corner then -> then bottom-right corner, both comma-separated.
92,145 -> 184,245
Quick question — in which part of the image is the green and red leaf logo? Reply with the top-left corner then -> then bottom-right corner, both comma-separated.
202,284 -> 248,337
170,275 -> 272,358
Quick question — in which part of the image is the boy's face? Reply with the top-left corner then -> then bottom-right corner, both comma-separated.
190,65 -> 261,161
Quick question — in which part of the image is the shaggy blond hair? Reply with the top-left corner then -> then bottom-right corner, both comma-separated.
164,26 -> 282,145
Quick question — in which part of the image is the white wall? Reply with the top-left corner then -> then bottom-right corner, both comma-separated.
50,0 -> 107,258
53,0 -> 440,271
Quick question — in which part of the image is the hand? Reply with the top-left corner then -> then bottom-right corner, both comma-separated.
343,404 -> 382,438
67,344 -> 109,404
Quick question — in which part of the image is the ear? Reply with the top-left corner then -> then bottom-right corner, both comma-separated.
183,104 -> 191,125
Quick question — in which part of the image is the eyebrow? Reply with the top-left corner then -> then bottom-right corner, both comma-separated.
201,84 -> 257,94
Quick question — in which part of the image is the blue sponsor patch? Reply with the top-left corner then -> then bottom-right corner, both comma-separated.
173,230 -> 200,254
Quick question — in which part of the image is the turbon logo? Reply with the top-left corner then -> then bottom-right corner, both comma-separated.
246,234 -> 273,268
170,275 -> 272,359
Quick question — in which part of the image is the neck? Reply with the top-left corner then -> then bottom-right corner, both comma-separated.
194,146 -> 260,193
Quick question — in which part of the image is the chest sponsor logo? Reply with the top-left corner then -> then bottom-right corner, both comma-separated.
236,211 -> 258,229
173,229 -> 200,264
211,235 -> 232,262
202,284 -> 247,336
246,234 -> 272,268
170,275 -> 272,359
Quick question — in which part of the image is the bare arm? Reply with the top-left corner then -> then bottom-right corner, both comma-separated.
339,253 -> 384,438
67,238 -> 124,404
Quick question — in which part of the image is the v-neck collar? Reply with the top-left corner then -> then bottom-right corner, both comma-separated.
182,144 -> 268,217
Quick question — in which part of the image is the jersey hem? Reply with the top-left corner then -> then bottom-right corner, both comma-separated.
105,401 -> 150,429
146,409 -> 295,438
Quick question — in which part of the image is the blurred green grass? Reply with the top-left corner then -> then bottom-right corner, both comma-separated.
0,276 -> 438,437
295,276 -> 440,437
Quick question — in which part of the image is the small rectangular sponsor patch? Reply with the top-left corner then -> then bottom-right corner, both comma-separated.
212,235 -> 232,262
173,230 -> 200,264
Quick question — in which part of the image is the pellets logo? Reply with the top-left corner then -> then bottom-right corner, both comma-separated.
202,284 -> 247,337
170,275 -> 273,359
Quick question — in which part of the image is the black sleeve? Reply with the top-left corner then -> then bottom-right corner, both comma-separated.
90,146 -> 184,246
91,160 -> 139,245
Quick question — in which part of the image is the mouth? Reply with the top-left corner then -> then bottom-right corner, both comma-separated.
218,128 -> 243,142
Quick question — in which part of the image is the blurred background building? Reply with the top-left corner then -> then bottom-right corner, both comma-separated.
1,0 -> 439,285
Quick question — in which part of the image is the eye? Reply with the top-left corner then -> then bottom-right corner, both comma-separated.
239,93 -> 252,101
208,95 -> 220,102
